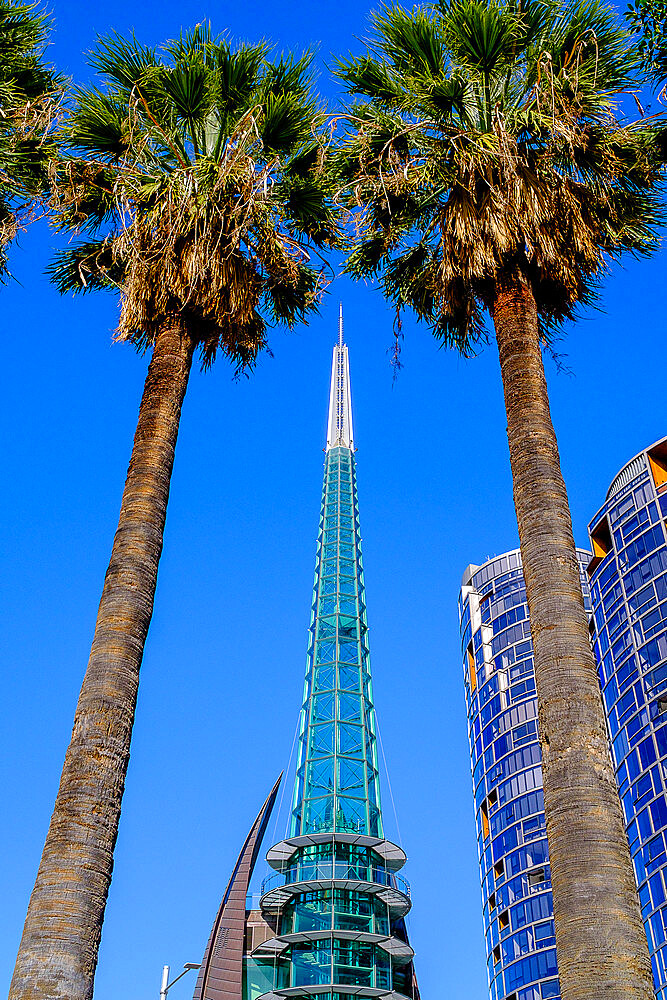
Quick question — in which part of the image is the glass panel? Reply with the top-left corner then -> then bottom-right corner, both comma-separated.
333,890 -> 373,932
286,892 -> 332,933
338,664 -> 361,691
338,758 -> 365,794
310,723 -> 334,757
312,693 -> 335,723
315,642 -> 336,664
307,757 -> 334,796
332,940 -> 373,987
336,796 -> 367,834
339,693 -> 362,722
368,803 -> 381,838
244,958 -> 277,1000
314,665 -> 335,690
338,598 -> 357,615
317,618 -> 337,639
302,796 -> 335,834
367,769 -> 378,805
338,723 -> 363,755
338,641 -> 360,664
290,940 -> 332,987
337,616 -> 359,639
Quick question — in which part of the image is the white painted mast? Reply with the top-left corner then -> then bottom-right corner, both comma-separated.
326,303 -> 354,451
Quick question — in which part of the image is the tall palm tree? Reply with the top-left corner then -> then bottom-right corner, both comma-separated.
0,0 -> 63,277
10,26 -> 338,1000
336,1 -> 665,997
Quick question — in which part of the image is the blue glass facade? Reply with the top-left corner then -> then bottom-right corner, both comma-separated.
587,437 -> 667,999
460,549 -> 592,1000
245,332 -> 417,1000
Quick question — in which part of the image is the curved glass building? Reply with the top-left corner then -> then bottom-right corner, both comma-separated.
460,549 -> 591,1000
244,311 -> 417,1000
587,437 -> 667,1000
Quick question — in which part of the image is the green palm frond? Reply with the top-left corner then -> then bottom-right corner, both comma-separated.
46,238 -> 123,294
0,0 -> 65,280
443,0 -> 521,73
89,32 -> 158,92
161,64 -> 209,123
68,90 -> 129,156
335,54 -> 404,103
261,50 -> 316,100
214,41 -> 267,121
373,4 -> 446,77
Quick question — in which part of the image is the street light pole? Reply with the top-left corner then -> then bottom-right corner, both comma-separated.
160,966 -> 170,1000
159,962 -> 200,1000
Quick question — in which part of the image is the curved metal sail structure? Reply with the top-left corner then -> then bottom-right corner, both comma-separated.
245,311 -> 418,1000
193,775 -> 282,1000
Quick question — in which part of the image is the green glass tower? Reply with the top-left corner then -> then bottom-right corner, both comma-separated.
250,310 -> 417,1000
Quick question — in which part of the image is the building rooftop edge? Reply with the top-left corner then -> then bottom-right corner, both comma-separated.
605,434 -> 667,502
460,545 -> 592,590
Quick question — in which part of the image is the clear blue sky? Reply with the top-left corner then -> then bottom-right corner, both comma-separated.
0,1 -> 665,998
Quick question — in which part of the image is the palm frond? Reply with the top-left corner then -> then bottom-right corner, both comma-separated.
372,4 -> 446,78
46,239 -> 123,294
89,32 -> 158,93
68,90 -> 129,157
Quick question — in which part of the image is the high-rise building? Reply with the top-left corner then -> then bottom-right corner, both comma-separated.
459,549 -> 592,1000
587,437 -> 667,999
193,312 -> 418,1000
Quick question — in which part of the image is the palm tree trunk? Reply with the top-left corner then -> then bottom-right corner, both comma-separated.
491,270 -> 653,1000
10,315 -> 196,1000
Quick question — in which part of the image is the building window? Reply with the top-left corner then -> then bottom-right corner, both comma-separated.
589,517 -> 612,575
481,800 -> 490,840
468,642 -> 477,692
648,442 -> 667,494
528,867 -> 546,888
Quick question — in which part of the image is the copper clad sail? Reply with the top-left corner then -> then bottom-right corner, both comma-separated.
192,775 -> 282,1000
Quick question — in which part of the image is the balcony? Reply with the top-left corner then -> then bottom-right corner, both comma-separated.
260,863 -> 411,916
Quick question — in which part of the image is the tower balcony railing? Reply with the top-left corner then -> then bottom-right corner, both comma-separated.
260,863 -> 410,903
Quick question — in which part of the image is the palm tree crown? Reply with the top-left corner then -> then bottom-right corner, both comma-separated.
0,0 -> 62,278
337,0 -> 664,347
50,25 -> 339,370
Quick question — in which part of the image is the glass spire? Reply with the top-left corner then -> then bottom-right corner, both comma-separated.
253,314 -> 416,1000
290,319 -> 382,839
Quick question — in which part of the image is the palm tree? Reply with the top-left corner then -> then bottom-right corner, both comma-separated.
336,1 -> 665,997
10,26 -> 338,1000
0,0 -> 63,277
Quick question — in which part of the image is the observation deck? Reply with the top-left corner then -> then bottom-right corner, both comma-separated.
266,834 -> 407,872
259,861 -> 411,917
256,988 -> 411,1000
